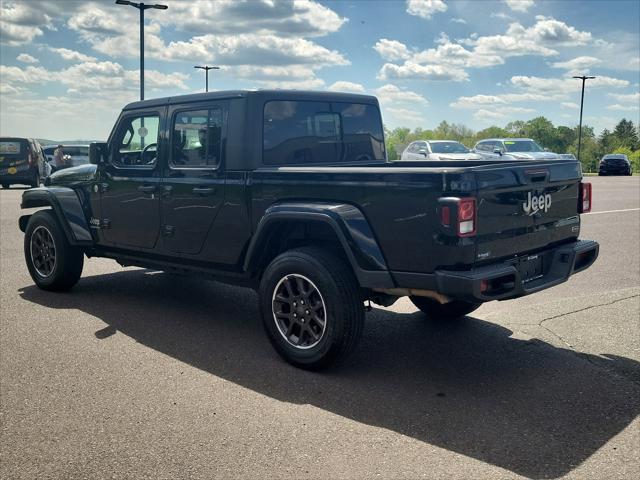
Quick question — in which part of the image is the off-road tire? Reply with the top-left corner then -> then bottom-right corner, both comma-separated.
24,210 -> 84,291
1,183 -> 9,189
259,247 -> 364,370
410,296 -> 481,320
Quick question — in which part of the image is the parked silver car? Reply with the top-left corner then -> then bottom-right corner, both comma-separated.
473,138 -> 560,160
400,140 -> 482,161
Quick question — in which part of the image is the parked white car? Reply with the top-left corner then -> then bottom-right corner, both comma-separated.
400,140 -> 482,161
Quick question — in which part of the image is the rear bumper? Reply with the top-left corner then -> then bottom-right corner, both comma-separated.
0,168 -> 38,185
599,166 -> 630,174
393,239 -> 599,302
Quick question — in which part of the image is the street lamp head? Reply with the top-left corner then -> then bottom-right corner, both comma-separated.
115,0 -> 132,5
152,4 -> 168,9
573,75 -> 597,79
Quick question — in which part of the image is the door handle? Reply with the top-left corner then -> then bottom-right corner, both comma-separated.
192,187 -> 215,196
138,185 -> 157,193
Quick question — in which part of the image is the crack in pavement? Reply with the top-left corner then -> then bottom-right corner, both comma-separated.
524,294 -> 640,385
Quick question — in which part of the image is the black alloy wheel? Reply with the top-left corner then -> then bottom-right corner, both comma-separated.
30,225 -> 57,278
272,273 -> 327,349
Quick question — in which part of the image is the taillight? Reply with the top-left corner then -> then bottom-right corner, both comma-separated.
28,152 -> 34,166
578,182 -> 592,213
441,206 -> 451,226
457,198 -> 476,236
439,197 -> 477,237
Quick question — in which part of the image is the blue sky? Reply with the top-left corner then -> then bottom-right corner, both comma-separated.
1,0 -> 638,140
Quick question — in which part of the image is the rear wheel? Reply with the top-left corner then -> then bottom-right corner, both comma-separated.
410,296 -> 481,320
259,247 -> 364,369
1,183 -> 9,189
24,210 -> 84,291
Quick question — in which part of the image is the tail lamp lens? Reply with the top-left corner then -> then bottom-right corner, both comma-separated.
441,206 -> 451,226
579,182 -> 592,213
457,198 -> 476,236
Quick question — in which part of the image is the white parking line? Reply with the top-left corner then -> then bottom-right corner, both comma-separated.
586,208 -> 640,215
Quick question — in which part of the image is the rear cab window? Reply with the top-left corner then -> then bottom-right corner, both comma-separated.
263,100 -> 385,165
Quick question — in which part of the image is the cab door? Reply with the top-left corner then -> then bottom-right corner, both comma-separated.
160,103 -> 226,255
99,109 -> 164,249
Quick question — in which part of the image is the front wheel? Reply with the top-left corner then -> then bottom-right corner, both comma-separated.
410,296 -> 481,320
24,210 -> 84,291
31,173 -> 40,188
1,183 -> 9,189
259,247 -> 364,369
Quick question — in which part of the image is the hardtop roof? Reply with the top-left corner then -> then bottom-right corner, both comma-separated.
123,89 -> 379,111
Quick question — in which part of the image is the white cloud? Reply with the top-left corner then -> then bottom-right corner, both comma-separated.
561,102 -> 579,109
66,2 -> 350,88
378,62 -> 469,82
156,0 -> 347,37
0,61 -> 188,93
327,81 -> 366,93
0,65 -> 49,84
0,2 -> 57,45
383,107 -> 425,127
406,0 -> 447,19
451,18 -> 467,24
550,56 -> 601,72
510,75 -> 629,94
16,53 -> 38,63
474,109 -> 506,121
373,39 -> 412,62
608,92 -> 640,102
49,47 -> 97,62
503,0 -> 535,13
374,84 -> 428,105
375,16 -> 594,82
606,104 -> 639,112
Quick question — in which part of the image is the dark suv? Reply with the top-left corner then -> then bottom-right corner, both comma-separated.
0,137 -> 45,189
599,154 -> 632,176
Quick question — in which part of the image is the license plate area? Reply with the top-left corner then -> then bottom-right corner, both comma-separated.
513,254 -> 544,283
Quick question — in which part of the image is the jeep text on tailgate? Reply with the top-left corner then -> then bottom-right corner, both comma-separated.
18,90 -> 599,369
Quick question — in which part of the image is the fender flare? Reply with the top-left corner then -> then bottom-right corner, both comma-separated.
20,187 -> 93,246
244,202 -> 394,289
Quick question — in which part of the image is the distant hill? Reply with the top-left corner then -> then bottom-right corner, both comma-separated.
37,139 -> 102,146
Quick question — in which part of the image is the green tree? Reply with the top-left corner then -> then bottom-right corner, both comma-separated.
505,120 -> 526,136
553,126 -> 576,153
523,116 -> 556,149
613,119 -> 639,150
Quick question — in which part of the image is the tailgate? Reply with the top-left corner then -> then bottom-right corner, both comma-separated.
474,161 -> 583,263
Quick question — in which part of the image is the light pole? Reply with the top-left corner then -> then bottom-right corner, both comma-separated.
573,75 -> 595,162
194,65 -> 220,92
115,1 -> 168,101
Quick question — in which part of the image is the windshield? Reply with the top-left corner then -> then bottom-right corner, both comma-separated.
429,142 -> 470,154
503,140 -> 543,152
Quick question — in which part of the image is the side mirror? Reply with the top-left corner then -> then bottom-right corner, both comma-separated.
89,142 -> 107,165
493,147 -> 503,156
418,148 -> 427,157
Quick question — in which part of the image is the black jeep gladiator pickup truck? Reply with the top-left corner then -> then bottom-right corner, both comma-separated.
19,90 -> 599,369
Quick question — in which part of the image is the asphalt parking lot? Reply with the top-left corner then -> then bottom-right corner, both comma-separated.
1,176 -> 638,480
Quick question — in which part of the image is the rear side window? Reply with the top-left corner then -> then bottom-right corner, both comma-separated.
171,108 -> 223,168
263,100 -> 385,165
